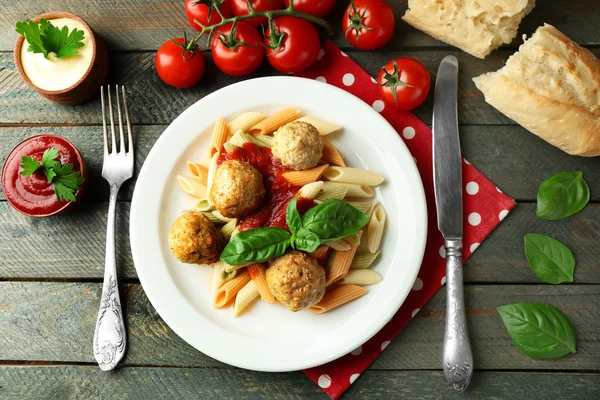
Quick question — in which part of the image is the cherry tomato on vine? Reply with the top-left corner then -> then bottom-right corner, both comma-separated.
377,58 -> 430,111
283,0 -> 336,17
155,38 -> 205,88
342,0 -> 395,50
211,23 -> 265,76
185,0 -> 233,31
231,0 -> 285,26
264,16 -> 320,74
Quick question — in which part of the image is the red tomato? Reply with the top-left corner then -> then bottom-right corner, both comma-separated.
283,0 -> 336,17
185,0 -> 233,31
377,58 -> 430,111
264,16 -> 320,74
342,0 -> 395,50
211,23 -> 265,76
231,0 -> 284,25
155,38 -> 205,88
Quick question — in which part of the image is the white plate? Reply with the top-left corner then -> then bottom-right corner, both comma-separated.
130,77 -> 427,372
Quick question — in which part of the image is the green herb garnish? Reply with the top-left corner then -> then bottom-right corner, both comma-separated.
524,234 -> 575,284
19,148 -> 85,202
16,18 -> 85,59
536,171 -> 590,221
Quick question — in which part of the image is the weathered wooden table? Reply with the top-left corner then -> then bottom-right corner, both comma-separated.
1,1 -> 599,399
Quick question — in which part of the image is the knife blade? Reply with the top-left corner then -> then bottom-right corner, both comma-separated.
432,55 -> 473,392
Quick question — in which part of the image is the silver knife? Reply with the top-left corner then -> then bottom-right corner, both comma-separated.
432,56 -> 473,392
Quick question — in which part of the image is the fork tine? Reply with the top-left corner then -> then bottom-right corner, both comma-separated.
116,85 -> 126,153
101,86 -> 108,156
121,86 -> 134,155
107,85 -> 117,154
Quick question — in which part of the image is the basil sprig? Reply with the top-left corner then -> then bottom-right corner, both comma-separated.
497,303 -> 577,360
221,197 -> 369,265
524,234 -> 575,284
536,171 -> 590,220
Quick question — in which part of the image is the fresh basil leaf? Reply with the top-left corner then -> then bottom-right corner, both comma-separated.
524,234 -> 575,284
497,303 -> 576,360
295,228 -> 320,253
286,196 -> 302,235
220,227 -> 291,265
302,199 -> 369,244
536,171 -> 590,220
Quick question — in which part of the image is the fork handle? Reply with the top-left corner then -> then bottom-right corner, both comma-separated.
93,183 -> 127,371
442,239 -> 473,392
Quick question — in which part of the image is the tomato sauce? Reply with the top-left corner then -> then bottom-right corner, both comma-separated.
218,143 -> 314,231
2,135 -> 86,217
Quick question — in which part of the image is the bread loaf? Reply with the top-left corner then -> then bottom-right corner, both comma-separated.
402,0 -> 536,59
473,24 -> 600,157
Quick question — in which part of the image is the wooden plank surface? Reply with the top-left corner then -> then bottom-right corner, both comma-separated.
2,49 -> 599,126
2,202 -> 599,283
1,367 -> 599,400
0,0 -> 598,51
1,282 -> 598,370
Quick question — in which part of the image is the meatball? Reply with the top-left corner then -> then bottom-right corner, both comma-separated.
272,121 -> 323,170
209,160 -> 265,218
266,251 -> 326,312
169,211 -> 224,264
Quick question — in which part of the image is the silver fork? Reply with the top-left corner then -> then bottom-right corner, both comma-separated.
93,85 -> 133,371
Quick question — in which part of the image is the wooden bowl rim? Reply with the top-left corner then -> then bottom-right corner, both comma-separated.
13,11 -> 99,96
1,134 -> 88,218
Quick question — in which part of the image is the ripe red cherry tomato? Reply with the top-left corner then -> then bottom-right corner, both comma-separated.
211,23 -> 265,76
185,0 -> 233,32
377,58 -> 430,111
264,16 -> 320,74
342,0 -> 395,50
283,0 -> 336,17
155,38 -> 205,88
231,0 -> 285,25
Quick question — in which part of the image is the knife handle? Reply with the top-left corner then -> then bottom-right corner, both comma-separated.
442,239 -> 473,392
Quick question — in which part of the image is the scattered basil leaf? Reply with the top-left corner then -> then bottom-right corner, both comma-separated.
286,196 -> 302,235
295,227 -> 321,253
536,171 -> 590,220
302,199 -> 369,244
497,303 -> 576,360
220,227 -> 291,265
524,234 -> 575,284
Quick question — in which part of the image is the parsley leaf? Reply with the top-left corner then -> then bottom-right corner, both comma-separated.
15,18 -> 85,60
19,156 -> 41,176
42,148 -> 59,182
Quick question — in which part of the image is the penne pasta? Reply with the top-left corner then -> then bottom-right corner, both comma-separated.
249,108 -> 302,135
186,161 -> 209,185
342,231 -> 362,246
210,117 -> 229,156
201,211 -> 223,224
327,232 -> 362,286
367,204 -> 387,253
228,130 -> 256,147
316,182 -> 348,202
344,183 -> 376,198
229,112 -> 266,133
212,261 -> 238,291
252,134 -> 273,148
205,152 -> 219,204
308,284 -> 367,314
195,199 -> 214,212
328,239 -> 352,251
282,164 -> 329,186
197,158 -> 211,168
247,263 -> 275,303
341,269 -> 382,286
298,181 -> 324,200
213,270 -> 250,308
212,210 -> 234,223
350,251 -> 381,269
310,245 -> 331,265
220,218 -> 238,240
176,175 -> 207,198
323,166 -> 384,186
223,142 -> 239,153
345,201 -> 372,214
321,137 -> 346,167
295,116 -> 342,136
233,280 -> 260,317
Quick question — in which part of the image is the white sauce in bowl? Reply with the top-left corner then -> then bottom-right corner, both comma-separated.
20,17 -> 93,91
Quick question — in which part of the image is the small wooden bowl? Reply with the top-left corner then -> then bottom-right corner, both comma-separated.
14,11 -> 109,105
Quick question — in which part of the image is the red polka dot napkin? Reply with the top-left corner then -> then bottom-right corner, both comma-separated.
295,41 -> 516,399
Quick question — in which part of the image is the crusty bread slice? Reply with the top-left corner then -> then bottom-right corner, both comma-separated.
402,0 -> 536,59
473,24 -> 600,157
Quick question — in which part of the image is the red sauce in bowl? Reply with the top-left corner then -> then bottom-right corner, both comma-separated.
2,135 -> 87,217
218,142 -> 314,231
